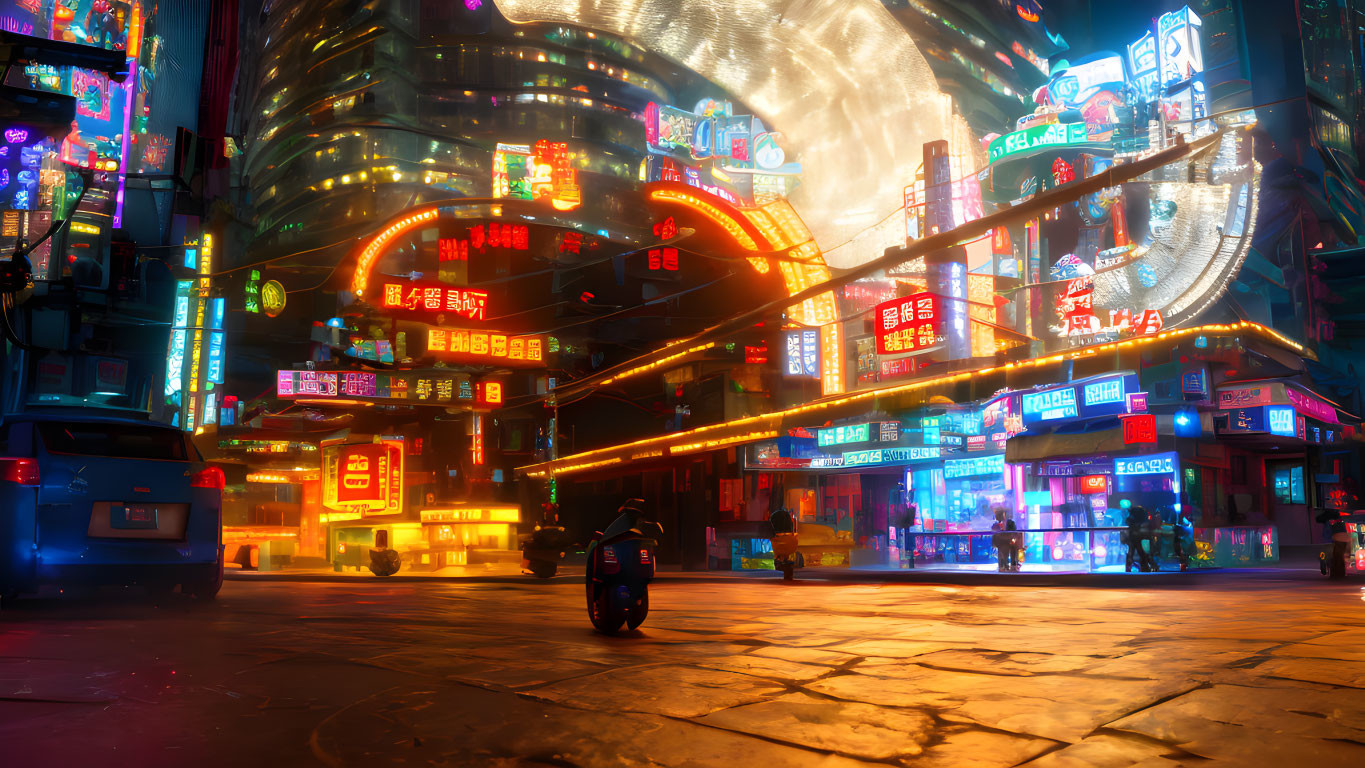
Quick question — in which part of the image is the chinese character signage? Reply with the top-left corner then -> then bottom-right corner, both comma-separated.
1022,387 -> 1078,423
1122,414 -> 1157,444
278,370 -> 491,407
1115,452 -> 1176,476
943,454 -> 1005,479
874,292 -> 940,354
427,329 -> 545,365
323,440 -> 405,515
379,281 -> 488,321
783,329 -> 819,377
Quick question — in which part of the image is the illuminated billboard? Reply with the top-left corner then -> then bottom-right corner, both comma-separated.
874,293 -> 940,354
276,369 -> 502,407
379,281 -> 488,321
427,329 -> 545,365
323,440 -> 404,515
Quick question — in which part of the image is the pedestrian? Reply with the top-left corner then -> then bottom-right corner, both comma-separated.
1171,507 -> 1194,572
1125,505 -> 1155,572
991,506 -> 1019,572
1005,516 -> 1022,571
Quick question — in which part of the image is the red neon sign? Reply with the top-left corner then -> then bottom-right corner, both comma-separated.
336,444 -> 387,504
874,292 -> 940,354
381,282 -> 488,321
648,247 -> 679,271
1122,414 -> 1157,444
1079,475 -> 1108,494
478,381 -> 504,405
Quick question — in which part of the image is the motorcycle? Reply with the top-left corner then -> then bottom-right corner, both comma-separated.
521,503 -> 570,578
585,499 -> 660,633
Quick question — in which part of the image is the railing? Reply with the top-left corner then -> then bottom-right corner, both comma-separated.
909,524 -> 1279,571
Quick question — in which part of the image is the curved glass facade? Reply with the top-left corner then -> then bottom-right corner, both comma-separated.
241,3 -> 692,261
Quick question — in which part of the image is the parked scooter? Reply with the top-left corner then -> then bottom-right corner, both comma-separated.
585,498 -> 660,633
521,502 -> 570,578
769,507 -> 798,581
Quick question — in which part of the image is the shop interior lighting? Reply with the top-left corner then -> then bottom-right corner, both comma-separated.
519,322 -> 1306,479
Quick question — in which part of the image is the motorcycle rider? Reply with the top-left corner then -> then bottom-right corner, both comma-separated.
602,498 -> 655,540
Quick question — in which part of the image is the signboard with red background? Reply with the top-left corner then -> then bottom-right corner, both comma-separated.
874,293 -> 940,354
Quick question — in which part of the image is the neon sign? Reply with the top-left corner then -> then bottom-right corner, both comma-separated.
1022,387 -> 1078,422
842,446 -> 940,467
783,329 -> 818,378
987,122 -> 1090,163
943,453 -> 1005,479
1268,406 -> 1295,437
1083,378 -> 1125,407
1115,453 -> 1176,476
875,292 -> 940,354
427,329 -> 544,364
381,282 -> 488,321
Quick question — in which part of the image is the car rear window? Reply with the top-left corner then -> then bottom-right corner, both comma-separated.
37,423 -> 191,461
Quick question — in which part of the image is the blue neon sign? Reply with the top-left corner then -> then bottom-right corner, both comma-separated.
943,453 -> 1005,479
1084,378 -> 1125,407
842,447 -> 940,467
1022,387 -> 1078,422
1115,452 -> 1177,476
1267,406 -> 1295,437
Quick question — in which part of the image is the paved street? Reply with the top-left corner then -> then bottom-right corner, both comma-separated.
2,576 -> 1365,767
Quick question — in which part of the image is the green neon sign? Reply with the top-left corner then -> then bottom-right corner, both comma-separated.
988,122 -> 1091,163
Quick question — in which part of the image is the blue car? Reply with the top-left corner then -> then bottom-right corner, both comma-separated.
0,414 -> 224,601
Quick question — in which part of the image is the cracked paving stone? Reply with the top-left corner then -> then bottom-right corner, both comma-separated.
530,664 -> 786,718
313,681 -> 881,768
811,666 -> 1195,743
881,650 -> 1103,676
1107,683 -> 1365,765
696,691 -> 936,760
1017,733 -> 1193,768
748,646 -> 860,666
1248,657 -> 1365,689
910,725 -> 1060,768
693,655 -> 834,681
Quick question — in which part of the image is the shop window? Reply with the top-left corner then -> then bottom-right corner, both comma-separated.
1270,463 -> 1305,505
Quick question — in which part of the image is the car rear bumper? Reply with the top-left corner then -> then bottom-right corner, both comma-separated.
38,560 -> 220,586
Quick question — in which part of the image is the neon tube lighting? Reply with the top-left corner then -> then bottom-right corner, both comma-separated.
518,322 -> 1305,478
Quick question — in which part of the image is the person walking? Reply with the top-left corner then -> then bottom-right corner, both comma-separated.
1125,505 -> 1156,572
991,506 -> 1020,572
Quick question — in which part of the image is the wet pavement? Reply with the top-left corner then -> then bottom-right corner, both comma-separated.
2,576 -> 1364,767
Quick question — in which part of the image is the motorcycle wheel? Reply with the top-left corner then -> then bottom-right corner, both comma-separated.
587,584 -> 625,634
782,562 -> 794,581
529,559 -> 557,579
626,591 -> 649,630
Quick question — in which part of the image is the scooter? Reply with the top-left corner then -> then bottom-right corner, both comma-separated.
585,499 -> 660,633
521,503 -> 570,578
769,508 -> 798,581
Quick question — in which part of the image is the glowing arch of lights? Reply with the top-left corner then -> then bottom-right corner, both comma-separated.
494,0 -> 966,268
646,183 -> 844,395
351,206 -> 441,298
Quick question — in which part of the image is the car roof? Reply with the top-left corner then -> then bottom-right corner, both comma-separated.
3,411 -> 174,429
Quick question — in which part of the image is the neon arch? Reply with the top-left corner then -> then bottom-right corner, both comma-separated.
645,182 -> 843,394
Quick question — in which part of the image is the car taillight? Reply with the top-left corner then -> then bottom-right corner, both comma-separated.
191,466 -> 225,490
0,457 -> 39,486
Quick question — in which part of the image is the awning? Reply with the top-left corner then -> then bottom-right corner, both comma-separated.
1004,425 -> 1126,463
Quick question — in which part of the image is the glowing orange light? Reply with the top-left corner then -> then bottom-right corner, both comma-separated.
648,188 -> 763,251
520,322 -> 1301,478
351,208 -> 439,297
